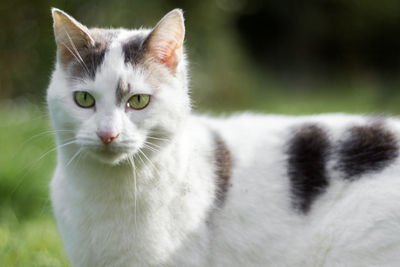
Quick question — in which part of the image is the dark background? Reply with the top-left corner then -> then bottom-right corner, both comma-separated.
2,0 -> 400,113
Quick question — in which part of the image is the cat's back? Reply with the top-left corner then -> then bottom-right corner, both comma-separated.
198,112 -> 400,184
201,113 -> 400,183
194,113 -> 400,266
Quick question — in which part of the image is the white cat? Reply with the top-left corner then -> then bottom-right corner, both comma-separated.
48,8 -> 400,267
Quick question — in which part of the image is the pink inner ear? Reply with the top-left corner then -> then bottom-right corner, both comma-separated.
152,39 -> 180,69
145,10 -> 185,70
148,21 -> 184,70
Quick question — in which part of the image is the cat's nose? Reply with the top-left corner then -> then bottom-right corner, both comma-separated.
97,131 -> 119,145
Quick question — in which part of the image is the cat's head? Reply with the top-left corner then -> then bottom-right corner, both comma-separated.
47,8 -> 189,165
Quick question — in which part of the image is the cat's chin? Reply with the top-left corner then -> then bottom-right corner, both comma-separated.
88,149 -> 130,165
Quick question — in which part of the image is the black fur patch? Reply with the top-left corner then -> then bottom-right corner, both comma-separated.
85,42 -> 107,78
69,42 -> 107,80
68,29 -> 114,80
213,132 -> 232,207
287,124 -> 331,213
338,123 -> 398,179
122,33 -> 148,65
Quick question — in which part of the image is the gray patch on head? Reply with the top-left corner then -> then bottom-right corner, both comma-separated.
122,32 -> 149,65
115,79 -> 131,105
68,29 -> 119,81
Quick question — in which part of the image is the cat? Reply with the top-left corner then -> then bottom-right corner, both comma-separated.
47,8 -> 400,267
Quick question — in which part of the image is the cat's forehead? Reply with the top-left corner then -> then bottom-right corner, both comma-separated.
68,28 -> 150,81
91,28 -> 150,62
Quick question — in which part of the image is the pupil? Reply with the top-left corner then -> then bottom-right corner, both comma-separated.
137,95 -> 141,102
83,93 -> 87,101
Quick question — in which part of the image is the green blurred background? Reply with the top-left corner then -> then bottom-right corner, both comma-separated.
2,0 -> 400,265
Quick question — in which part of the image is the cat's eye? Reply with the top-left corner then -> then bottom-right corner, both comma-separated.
74,91 -> 95,108
127,94 -> 150,110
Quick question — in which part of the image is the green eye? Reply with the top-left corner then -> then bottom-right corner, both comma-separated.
127,94 -> 150,110
74,91 -> 95,108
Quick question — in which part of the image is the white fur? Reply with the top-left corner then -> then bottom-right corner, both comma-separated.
48,11 -> 400,267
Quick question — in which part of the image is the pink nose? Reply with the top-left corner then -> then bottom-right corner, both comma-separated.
97,131 -> 119,145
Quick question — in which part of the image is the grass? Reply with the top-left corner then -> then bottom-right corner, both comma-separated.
0,106 -> 69,266
0,210 -> 68,267
1,83 -> 400,266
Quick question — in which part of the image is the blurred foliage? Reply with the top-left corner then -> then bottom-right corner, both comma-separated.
0,211 -> 68,266
0,106 -> 69,265
2,0 -> 400,265
2,0 -> 400,112
0,106 -> 54,219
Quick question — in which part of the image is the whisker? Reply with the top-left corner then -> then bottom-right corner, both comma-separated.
135,152 -> 149,172
63,29 -> 91,75
11,139 -> 78,195
135,151 -> 163,187
137,148 -> 162,179
36,140 -> 78,164
146,136 -> 170,142
143,140 -> 161,148
60,41 -> 90,76
66,147 -> 83,167
71,150 -> 87,170
9,131 -> 75,161
136,149 -> 164,192
144,141 -> 162,149
128,157 -> 138,236
38,197 -> 52,217
21,130 -> 74,147
142,144 -> 159,153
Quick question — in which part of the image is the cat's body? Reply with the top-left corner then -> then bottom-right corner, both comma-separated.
48,9 -> 400,267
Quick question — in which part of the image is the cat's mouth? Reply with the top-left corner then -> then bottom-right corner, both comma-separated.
86,145 -> 134,164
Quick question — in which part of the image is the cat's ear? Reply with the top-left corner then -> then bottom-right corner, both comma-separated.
144,9 -> 185,71
51,8 -> 95,65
